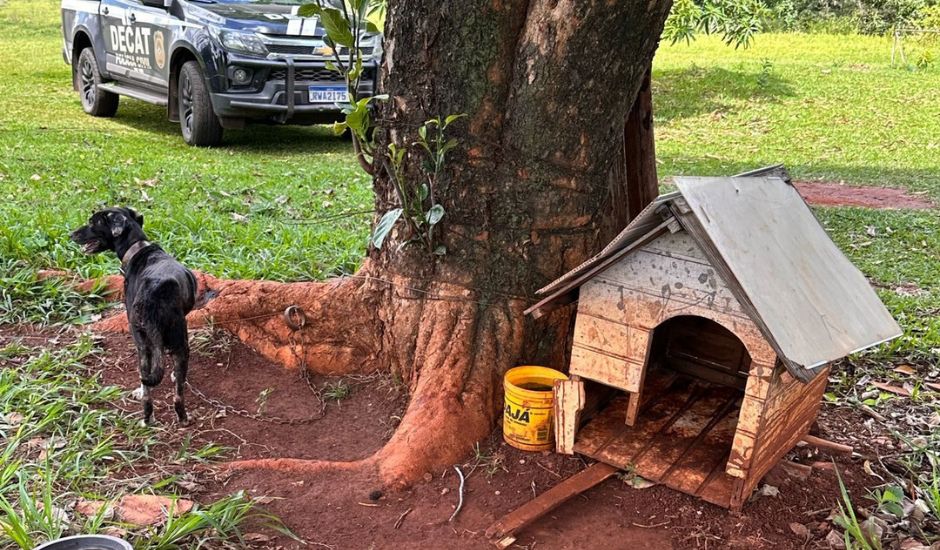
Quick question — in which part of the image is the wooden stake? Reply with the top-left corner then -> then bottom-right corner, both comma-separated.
485,462 -> 619,546
799,434 -> 854,455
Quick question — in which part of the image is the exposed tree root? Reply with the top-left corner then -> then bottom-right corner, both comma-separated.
225,456 -> 375,475
223,286 -> 527,488
72,267 -> 384,376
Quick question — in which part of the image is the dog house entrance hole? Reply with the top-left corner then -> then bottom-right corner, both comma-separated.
573,316 -> 752,507
648,315 -> 752,390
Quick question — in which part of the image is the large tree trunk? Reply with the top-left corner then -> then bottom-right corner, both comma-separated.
91,0 -> 673,487
364,0 -> 673,485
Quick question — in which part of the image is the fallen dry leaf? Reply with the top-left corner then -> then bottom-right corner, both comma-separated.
826,530 -> 847,549
872,382 -> 911,397
924,382 -> 940,393
862,460 -> 885,481
244,533 -> 274,543
893,365 -> 917,376
899,539 -> 929,550
789,522 -> 811,539
74,499 -> 110,518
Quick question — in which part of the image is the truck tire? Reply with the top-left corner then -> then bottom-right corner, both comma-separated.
178,61 -> 223,147
77,48 -> 119,117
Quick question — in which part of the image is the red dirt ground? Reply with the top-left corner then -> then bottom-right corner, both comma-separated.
1,324 -> 907,550
794,181 -> 934,209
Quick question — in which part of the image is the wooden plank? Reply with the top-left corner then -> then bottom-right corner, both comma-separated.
596,233 -> 748,319
662,396 -> 741,494
485,462 -> 620,545
642,229 -> 709,262
570,344 -> 639,391
674,176 -> 902,373
584,380 -> 704,469
576,379 -> 742,510
626,368 -> 678,426
576,280 -> 626,323
573,396 -> 630,456
743,365 -> 831,498
573,314 -> 642,358
632,387 -> 739,481
525,220 -> 672,318
624,67 -> 659,220
696,453 -> 737,508
553,377 -> 585,455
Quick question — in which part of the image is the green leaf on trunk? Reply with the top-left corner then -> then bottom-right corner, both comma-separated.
372,208 -> 403,249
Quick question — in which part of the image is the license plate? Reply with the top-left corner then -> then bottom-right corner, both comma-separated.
308,86 -> 348,103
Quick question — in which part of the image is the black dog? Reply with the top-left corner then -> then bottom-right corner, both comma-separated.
71,207 -> 197,425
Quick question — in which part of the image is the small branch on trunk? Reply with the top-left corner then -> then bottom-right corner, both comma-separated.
352,136 -> 376,176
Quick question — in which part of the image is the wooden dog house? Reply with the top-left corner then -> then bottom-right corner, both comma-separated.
526,176 -> 901,510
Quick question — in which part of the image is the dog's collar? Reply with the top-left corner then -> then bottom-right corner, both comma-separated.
121,240 -> 153,269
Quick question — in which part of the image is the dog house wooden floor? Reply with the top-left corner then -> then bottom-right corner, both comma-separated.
573,316 -> 749,508
574,375 -> 743,507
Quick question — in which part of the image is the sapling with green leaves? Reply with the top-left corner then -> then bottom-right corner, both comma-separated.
298,0 -> 385,174
374,114 -> 466,254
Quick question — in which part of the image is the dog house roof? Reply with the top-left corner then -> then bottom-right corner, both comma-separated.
528,176 -> 901,382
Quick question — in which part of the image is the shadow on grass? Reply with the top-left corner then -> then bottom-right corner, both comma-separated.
652,65 -> 797,122
106,101 -> 352,154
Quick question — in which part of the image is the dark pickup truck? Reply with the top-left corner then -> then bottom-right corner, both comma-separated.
61,0 -> 381,146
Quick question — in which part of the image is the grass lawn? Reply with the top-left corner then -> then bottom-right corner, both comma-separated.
1,0 -> 940,546
653,34 -> 940,360
0,2 -> 937,351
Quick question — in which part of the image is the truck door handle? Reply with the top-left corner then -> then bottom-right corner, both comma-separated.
129,13 -> 136,23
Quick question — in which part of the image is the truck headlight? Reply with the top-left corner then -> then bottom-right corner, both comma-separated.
217,30 -> 268,56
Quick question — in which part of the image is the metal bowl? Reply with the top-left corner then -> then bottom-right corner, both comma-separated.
33,535 -> 132,550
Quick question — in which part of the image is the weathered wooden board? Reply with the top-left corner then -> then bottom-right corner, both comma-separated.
526,220 -> 672,318
569,344 -> 636,391
625,368 -> 677,426
744,364 -> 831,497
623,68 -> 659,221
594,233 -> 750,321
554,377 -> 585,455
535,194 -> 678,299
574,378 -> 743,509
674,176 -> 902,372
485,462 -> 620,548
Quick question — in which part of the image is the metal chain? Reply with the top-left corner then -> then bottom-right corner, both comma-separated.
187,305 -> 327,426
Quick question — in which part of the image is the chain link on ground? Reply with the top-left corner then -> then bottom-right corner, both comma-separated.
187,305 -> 328,426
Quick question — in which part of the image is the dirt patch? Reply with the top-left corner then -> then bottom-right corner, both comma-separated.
0,325 -> 909,549
795,181 -> 935,210
96,330 -> 406,464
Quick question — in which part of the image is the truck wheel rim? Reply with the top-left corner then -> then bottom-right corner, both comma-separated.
180,72 -> 194,139
80,57 -> 96,108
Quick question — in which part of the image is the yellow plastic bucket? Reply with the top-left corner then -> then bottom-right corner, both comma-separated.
502,366 -> 568,452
